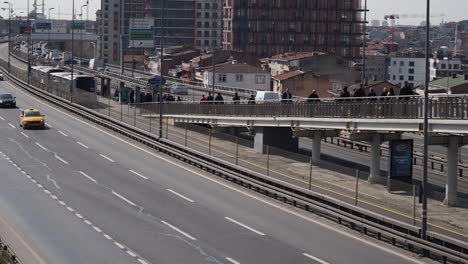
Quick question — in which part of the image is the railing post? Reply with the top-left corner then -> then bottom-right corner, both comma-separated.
354,170 -> 359,206
165,117 -> 169,139
413,184 -> 417,225
309,156 -> 313,190
266,145 -> 270,176
184,123 -> 188,146
235,136 -> 239,165
208,128 -> 212,155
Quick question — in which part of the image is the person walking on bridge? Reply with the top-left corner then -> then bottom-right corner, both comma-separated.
207,93 -> 214,104
232,92 -> 241,104
200,94 -> 208,104
281,88 -> 293,103
215,92 -> 224,104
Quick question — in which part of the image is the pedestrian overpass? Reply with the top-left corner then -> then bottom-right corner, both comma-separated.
141,96 -> 468,206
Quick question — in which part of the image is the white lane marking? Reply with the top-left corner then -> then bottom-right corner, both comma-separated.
35,142 -> 48,151
303,253 -> 330,264
0,116 -> 4,120
43,189 -> 51,194
50,195 -> 58,200
8,123 -> 15,129
75,213 -> 83,219
161,220 -> 197,241
99,154 -> 115,163
7,80 -> 425,263
137,259 -> 149,264
127,251 -> 137,257
112,191 -> 136,207
114,242 -> 125,249
54,154 -> 69,165
20,132 -> 29,138
46,124 -> 53,128
84,220 -> 92,225
58,201 -> 66,206
103,234 -> 112,240
129,169 -> 148,180
93,226 -> 102,233
79,171 -> 98,184
77,141 -> 89,149
224,217 -> 265,236
226,257 -> 241,264
66,207 -> 74,212
58,130 -> 68,137
167,189 -> 194,203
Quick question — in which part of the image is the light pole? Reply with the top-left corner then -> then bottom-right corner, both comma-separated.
27,0 -> 30,84
48,8 -> 54,46
443,57 -> 450,94
120,0 -> 124,75
159,0 -> 165,138
4,1 -> 11,72
361,0 -> 368,85
71,0 -> 75,103
80,4 -> 87,58
422,0 -> 431,241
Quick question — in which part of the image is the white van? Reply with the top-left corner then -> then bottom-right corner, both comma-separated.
255,91 -> 280,103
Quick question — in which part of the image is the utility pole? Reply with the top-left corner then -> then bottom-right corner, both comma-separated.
80,4 -> 87,58
158,0 -> 165,138
421,0 -> 431,241
361,0 -> 367,85
48,7 -> 54,46
4,1 -> 11,72
27,0 -> 31,84
120,0 -> 124,74
71,0 -> 75,103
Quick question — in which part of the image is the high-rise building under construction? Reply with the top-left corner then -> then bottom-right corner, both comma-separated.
222,0 -> 366,59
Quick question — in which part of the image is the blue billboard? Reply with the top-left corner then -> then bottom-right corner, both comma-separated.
35,22 -> 51,30
389,139 -> 414,180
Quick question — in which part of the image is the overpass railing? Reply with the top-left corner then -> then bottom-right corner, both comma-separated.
139,96 -> 468,120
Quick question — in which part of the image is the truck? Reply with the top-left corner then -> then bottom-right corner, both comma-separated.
89,59 -> 104,70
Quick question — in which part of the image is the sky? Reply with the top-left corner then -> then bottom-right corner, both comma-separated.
1,0 -> 467,25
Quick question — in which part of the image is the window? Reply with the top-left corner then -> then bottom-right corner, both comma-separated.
255,75 -> 266,84
393,61 -> 396,66
393,75 -> 396,80
235,74 -> 243,82
454,64 -> 460,69
399,75 -> 404,81
408,76 -> 414,81
400,61 -> 404,66
441,64 -> 446,69
409,61 -> 415,67
408,68 -> 414,74
218,74 -> 227,83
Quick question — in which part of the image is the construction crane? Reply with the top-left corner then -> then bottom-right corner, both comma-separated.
384,13 -> 445,27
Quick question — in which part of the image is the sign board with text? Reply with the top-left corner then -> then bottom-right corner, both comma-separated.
388,139 -> 414,183
129,18 -> 154,48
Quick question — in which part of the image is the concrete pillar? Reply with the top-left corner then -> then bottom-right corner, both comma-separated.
254,127 -> 298,154
100,78 -> 105,96
135,86 -> 141,104
368,134 -> 384,183
444,136 -> 459,206
311,131 -> 322,165
119,82 -> 125,103
105,78 -> 111,97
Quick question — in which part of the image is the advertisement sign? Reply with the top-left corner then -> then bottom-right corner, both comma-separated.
20,26 -> 33,34
389,139 -> 414,180
51,21 -> 67,33
35,22 -> 51,32
129,18 -> 154,48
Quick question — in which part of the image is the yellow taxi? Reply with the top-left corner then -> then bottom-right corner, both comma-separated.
19,109 -> 46,129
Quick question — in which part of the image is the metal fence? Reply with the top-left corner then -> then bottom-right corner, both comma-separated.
136,96 -> 468,119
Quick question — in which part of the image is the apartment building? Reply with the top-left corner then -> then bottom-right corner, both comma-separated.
223,0 -> 365,59
388,56 -> 437,88
195,0 -> 223,51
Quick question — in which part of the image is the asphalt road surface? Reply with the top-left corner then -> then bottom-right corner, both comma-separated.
0,77 -> 428,263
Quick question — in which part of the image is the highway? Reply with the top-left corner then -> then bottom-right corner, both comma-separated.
0,78 -> 427,262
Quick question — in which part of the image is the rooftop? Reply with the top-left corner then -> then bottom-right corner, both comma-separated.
269,52 -> 324,62
205,63 -> 266,74
431,75 -> 468,89
272,70 -> 303,81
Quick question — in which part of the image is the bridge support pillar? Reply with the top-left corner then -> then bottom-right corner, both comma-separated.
294,129 -> 339,165
350,133 -> 401,184
254,127 -> 298,154
446,136 -> 459,206
105,78 -> 111,97
428,135 -> 468,206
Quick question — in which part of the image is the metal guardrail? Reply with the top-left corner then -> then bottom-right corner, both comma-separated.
324,137 -> 468,177
136,98 -> 468,119
1,57 -> 468,264
0,236 -> 21,264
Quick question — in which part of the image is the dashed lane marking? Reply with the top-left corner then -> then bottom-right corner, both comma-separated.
224,217 -> 265,236
161,220 -> 197,241
167,189 -> 194,203
79,171 -> 98,184
99,154 -> 115,163
129,169 -> 148,180
77,141 -> 89,149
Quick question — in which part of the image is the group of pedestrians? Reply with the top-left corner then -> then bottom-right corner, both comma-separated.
200,92 -> 226,104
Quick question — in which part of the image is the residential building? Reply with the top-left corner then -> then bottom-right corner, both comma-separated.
148,0 -> 195,47
203,62 -> 270,91
98,0 -> 145,64
195,0 -> 223,51
272,70 -> 331,98
222,0 -> 365,59
364,51 -> 389,81
435,58 -> 463,77
427,74 -> 468,94
388,56 -> 437,88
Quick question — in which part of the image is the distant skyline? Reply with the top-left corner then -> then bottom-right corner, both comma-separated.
1,0 -> 467,25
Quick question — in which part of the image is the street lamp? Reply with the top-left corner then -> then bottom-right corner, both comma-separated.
27,0 -> 30,84
361,0 -> 368,85
80,4 -> 87,58
422,0 -> 431,241
71,0 -> 75,103
48,8 -> 54,46
4,1 -> 11,72
443,57 -> 450,94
